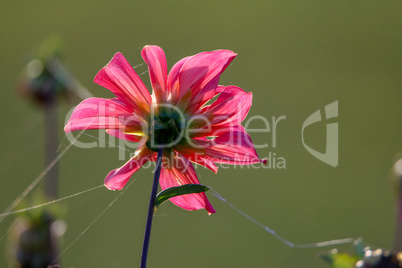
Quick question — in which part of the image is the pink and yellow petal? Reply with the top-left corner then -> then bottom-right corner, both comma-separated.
106,129 -> 142,143
64,97 -> 144,133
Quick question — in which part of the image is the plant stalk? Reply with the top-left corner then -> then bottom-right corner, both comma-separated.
140,148 -> 163,268
44,101 -> 59,200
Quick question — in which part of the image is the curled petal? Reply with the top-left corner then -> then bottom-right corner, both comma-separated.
94,52 -> 152,114
190,86 -> 251,137
159,154 -> 215,214
176,50 -> 237,110
185,76 -> 220,114
141,45 -> 168,104
204,86 -> 252,126
178,50 -> 236,98
104,148 -> 154,190
64,97 -> 144,133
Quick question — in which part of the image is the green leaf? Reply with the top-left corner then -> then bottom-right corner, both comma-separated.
155,184 -> 209,209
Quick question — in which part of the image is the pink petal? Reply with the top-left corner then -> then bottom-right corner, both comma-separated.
200,131 -> 266,165
64,98 -> 144,133
174,148 -> 218,173
202,86 -> 252,126
104,148 -> 154,190
141,45 -> 168,104
94,52 -> 152,114
159,154 -> 215,214
185,76 -> 221,114
106,129 -> 141,143
191,124 -> 246,138
215,85 -> 226,94
167,56 -> 191,103
175,50 -> 237,110
178,50 -> 236,98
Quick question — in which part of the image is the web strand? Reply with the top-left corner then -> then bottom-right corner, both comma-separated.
0,63 -> 145,250
0,129 -> 86,227
0,62 -> 146,221
1,62 -> 355,267
210,188 -> 355,249
82,132 -> 132,152
0,185 -> 104,218
51,178 -> 136,265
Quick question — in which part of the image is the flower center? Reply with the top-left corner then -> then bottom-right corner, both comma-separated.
146,107 -> 185,151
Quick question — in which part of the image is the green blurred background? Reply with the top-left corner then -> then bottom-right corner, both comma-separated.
1,0 -> 401,267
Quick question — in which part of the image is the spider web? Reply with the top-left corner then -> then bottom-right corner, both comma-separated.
0,66 -> 357,267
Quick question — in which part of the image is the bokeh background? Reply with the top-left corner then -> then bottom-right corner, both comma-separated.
1,1 -> 401,267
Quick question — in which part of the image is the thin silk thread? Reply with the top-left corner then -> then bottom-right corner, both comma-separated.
51,178 -> 137,265
0,185 -> 104,218
210,188 -> 355,248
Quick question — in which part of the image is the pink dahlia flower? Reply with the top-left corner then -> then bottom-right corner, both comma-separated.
65,45 -> 266,214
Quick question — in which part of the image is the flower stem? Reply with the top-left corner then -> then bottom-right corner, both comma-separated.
140,148 -> 163,268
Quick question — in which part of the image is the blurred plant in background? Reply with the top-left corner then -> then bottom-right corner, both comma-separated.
7,200 -> 66,268
6,37 -> 89,268
17,37 -> 91,106
320,239 -> 402,268
320,159 -> 402,268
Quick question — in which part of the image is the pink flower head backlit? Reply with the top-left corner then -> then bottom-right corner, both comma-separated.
65,45 -> 266,214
